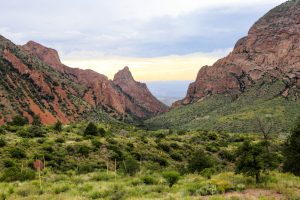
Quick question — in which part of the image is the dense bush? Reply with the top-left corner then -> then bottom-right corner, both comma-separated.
188,150 -> 213,173
9,147 -> 26,158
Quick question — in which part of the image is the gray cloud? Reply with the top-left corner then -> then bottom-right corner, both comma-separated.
0,0 -> 286,57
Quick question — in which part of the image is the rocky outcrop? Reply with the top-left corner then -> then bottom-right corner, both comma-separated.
113,67 -> 168,115
174,0 -> 300,106
0,35 -> 167,125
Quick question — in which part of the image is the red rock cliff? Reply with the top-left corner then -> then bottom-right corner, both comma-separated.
174,0 -> 300,106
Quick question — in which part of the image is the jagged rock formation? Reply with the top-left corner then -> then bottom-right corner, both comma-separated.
174,0 -> 300,107
113,67 -> 168,116
0,36 -> 167,125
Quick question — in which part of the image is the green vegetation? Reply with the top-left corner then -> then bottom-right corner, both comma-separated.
283,118 -> 300,176
0,120 -> 299,199
145,80 -> 300,133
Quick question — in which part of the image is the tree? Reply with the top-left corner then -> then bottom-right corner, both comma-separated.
283,118 -> 300,176
188,149 -> 213,173
84,122 -> 98,136
163,171 -> 180,187
53,121 -> 63,132
235,141 -> 279,183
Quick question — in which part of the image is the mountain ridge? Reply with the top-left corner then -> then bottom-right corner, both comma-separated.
0,36 -> 167,125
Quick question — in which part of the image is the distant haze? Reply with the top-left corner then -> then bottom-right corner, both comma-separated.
146,80 -> 192,106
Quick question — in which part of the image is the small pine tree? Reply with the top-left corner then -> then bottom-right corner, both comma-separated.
84,122 -> 98,136
283,118 -> 300,176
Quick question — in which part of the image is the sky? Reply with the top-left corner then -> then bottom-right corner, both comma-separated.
0,0 -> 286,81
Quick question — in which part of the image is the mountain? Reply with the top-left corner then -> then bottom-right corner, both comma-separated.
146,0 -> 300,132
0,36 -> 167,125
113,67 -> 168,115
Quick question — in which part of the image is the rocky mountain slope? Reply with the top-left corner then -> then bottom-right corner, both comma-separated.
173,0 -> 300,107
0,36 -> 167,125
146,0 -> 300,132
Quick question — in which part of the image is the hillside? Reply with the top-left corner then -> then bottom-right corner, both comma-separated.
146,0 -> 300,132
0,36 -> 167,125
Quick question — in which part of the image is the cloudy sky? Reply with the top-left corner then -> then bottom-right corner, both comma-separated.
0,0 -> 286,81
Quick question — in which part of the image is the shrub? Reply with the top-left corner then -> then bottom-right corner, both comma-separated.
200,168 -> 217,179
55,137 -> 65,143
53,185 -> 70,194
283,118 -> 300,176
170,152 -> 183,161
142,175 -> 157,185
10,115 -> 28,126
196,184 -> 218,196
188,150 -> 213,173
77,162 -> 99,174
77,145 -> 91,156
219,149 -> 235,162
0,167 -> 35,182
53,121 -> 63,132
32,115 -> 41,126
98,127 -> 106,136
0,138 -> 6,147
10,147 -> 26,158
163,171 -> 180,187
122,156 -> 139,176
157,142 -> 170,152
84,122 -> 98,136
3,159 -> 16,168
91,139 -> 102,148
19,126 -> 45,138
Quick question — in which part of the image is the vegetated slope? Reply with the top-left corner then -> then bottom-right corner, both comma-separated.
146,0 -> 300,132
146,80 -> 300,132
0,36 -> 167,125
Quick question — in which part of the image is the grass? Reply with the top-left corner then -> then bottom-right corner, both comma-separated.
0,171 -> 299,199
